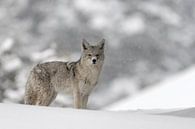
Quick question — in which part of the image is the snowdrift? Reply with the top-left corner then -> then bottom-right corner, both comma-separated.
0,103 -> 195,129
106,66 -> 195,110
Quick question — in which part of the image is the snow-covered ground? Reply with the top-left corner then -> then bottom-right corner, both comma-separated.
1,65 -> 195,129
106,66 -> 195,110
0,103 -> 195,129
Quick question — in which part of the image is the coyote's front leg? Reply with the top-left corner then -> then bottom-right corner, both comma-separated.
73,90 -> 89,109
80,94 -> 89,109
73,89 -> 82,109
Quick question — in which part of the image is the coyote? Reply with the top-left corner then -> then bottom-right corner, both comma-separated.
24,39 -> 105,109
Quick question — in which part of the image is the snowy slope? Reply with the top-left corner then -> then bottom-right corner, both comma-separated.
106,66 -> 195,110
0,103 -> 195,129
161,108 -> 195,118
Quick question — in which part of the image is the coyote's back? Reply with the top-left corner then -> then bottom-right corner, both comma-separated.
24,39 -> 105,109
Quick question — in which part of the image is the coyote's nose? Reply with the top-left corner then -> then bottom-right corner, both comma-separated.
92,57 -> 97,64
92,59 -> 96,64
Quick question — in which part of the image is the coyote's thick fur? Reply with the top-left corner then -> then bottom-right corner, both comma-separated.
24,39 -> 105,109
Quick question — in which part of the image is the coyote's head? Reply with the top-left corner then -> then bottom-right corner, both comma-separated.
81,39 -> 105,67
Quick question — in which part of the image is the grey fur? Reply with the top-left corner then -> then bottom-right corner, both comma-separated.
24,39 -> 105,109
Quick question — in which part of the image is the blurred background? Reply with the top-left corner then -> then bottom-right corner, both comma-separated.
0,0 -> 195,110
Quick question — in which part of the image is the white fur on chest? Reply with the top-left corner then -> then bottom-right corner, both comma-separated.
86,66 -> 100,85
79,67 -> 100,94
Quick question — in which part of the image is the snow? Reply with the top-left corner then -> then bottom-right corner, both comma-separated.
0,38 -> 14,55
3,88 -> 24,103
2,55 -> 22,72
89,15 -> 110,30
0,103 -> 195,129
162,108 -> 195,118
139,2 -> 181,26
110,77 -> 138,96
74,0 -> 115,15
120,15 -> 145,35
31,48 -> 55,62
106,66 -> 195,110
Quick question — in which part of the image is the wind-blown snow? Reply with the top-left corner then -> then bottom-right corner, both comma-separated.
106,66 -> 195,110
0,103 -> 195,129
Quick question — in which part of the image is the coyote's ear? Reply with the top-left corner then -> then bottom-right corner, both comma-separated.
98,38 -> 105,50
82,39 -> 90,50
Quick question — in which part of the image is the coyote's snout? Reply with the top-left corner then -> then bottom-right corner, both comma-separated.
24,39 -> 105,109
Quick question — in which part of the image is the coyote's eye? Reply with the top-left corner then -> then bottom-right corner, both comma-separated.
88,54 -> 92,57
96,54 -> 99,57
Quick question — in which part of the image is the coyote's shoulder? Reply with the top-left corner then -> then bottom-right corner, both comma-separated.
24,39 -> 105,109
